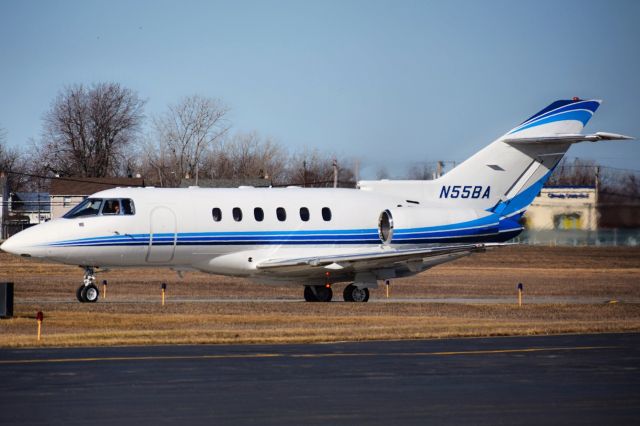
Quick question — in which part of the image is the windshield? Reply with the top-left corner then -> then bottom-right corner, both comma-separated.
63,198 -> 136,219
64,198 -> 103,218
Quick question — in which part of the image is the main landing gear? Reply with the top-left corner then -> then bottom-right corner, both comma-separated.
343,284 -> 370,302
303,284 -> 370,303
76,267 -> 100,303
304,285 -> 333,302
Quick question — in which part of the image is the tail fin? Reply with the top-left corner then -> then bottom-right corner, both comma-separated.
358,98 -> 632,221
509,99 -> 601,137
435,98 -> 603,216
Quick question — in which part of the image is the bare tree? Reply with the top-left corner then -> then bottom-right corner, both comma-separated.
39,83 -> 145,177
405,162 -> 436,180
137,134 -> 171,186
375,165 -> 391,180
0,127 -> 30,191
152,95 -> 230,186
203,132 -> 288,183
0,127 -> 16,172
284,150 -> 356,187
547,158 -> 599,187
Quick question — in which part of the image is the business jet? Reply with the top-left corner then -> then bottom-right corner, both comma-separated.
1,98 -> 633,303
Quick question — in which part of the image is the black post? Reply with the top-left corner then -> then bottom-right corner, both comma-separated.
0,282 -> 14,319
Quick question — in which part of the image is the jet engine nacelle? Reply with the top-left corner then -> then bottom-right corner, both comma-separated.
377,207 -> 498,243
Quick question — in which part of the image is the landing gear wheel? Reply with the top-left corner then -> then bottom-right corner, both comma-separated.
304,286 -> 317,302
77,266 -> 99,303
80,284 -> 100,303
315,286 -> 333,302
303,285 -> 333,302
343,284 -> 369,302
76,285 -> 85,302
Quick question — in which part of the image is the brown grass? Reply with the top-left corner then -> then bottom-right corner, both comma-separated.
0,246 -> 639,348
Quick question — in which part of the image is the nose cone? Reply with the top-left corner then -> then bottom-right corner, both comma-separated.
1,232 -> 29,256
1,223 -> 52,258
0,238 -> 11,253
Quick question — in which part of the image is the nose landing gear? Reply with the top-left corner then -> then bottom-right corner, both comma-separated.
76,267 -> 100,303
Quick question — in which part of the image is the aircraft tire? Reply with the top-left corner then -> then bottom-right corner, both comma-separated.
76,285 -> 86,303
343,284 -> 355,302
304,286 -> 317,302
344,284 -> 369,302
81,284 -> 100,303
315,286 -> 332,302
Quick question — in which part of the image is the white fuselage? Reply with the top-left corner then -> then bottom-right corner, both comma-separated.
1,185 -> 504,284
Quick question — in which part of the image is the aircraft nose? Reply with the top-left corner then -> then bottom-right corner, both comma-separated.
1,235 -> 21,255
1,230 -> 34,257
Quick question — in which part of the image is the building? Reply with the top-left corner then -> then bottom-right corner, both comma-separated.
523,186 -> 598,230
50,177 -> 145,219
10,192 -> 51,224
178,178 -> 271,188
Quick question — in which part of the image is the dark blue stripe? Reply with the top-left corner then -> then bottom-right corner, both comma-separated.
520,99 -> 599,125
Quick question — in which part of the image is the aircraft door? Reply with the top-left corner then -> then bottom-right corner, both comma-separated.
146,206 -> 177,263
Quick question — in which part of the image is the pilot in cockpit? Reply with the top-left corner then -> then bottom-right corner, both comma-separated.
103,200 -> 120,215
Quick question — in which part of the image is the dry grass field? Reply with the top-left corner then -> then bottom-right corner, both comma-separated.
0,246 -> 639,347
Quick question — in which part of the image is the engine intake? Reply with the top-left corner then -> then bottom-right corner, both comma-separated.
377,207 -> 498,244
378,210 -> 394,244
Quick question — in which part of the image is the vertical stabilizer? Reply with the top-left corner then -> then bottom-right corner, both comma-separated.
433,99 -> 601,215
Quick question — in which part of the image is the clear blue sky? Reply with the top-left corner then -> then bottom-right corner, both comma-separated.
1,0 -> 639,178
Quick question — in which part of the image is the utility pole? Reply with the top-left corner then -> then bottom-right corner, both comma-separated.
437,161 -> 445,178
594,166 -> 600,203
1,172 -> 8,239
354,160 -> 360,184
594,166 -> 600,229
302,160 -> 307,187
333,159 -> 338,188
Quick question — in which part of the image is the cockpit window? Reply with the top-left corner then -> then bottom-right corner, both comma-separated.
63,198 -> 136,218
64,198 -> 103,218
102,199 -> 121,215
121,199 -> 135,215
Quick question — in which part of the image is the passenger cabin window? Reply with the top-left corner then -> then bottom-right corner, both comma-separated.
63,198 -> 136,218
233,207 -> 243,222
299,207 -> 310,222
212,208 -> 222,222
254,207 -> 264,222
276,207 -> 286,222
322,207 -> 332,221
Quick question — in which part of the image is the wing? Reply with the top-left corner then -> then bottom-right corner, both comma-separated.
256,243 -> 506,275
503,132 -> 633,145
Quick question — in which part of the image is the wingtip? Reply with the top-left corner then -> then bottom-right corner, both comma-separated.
595,132 -> 635,141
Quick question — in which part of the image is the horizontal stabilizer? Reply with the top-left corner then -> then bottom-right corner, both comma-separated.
503,132 -> 634,145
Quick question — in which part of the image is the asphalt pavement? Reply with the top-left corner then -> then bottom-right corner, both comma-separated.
1,333 -> 639,425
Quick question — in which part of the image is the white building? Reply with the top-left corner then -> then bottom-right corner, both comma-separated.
524,186 -> 597,230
